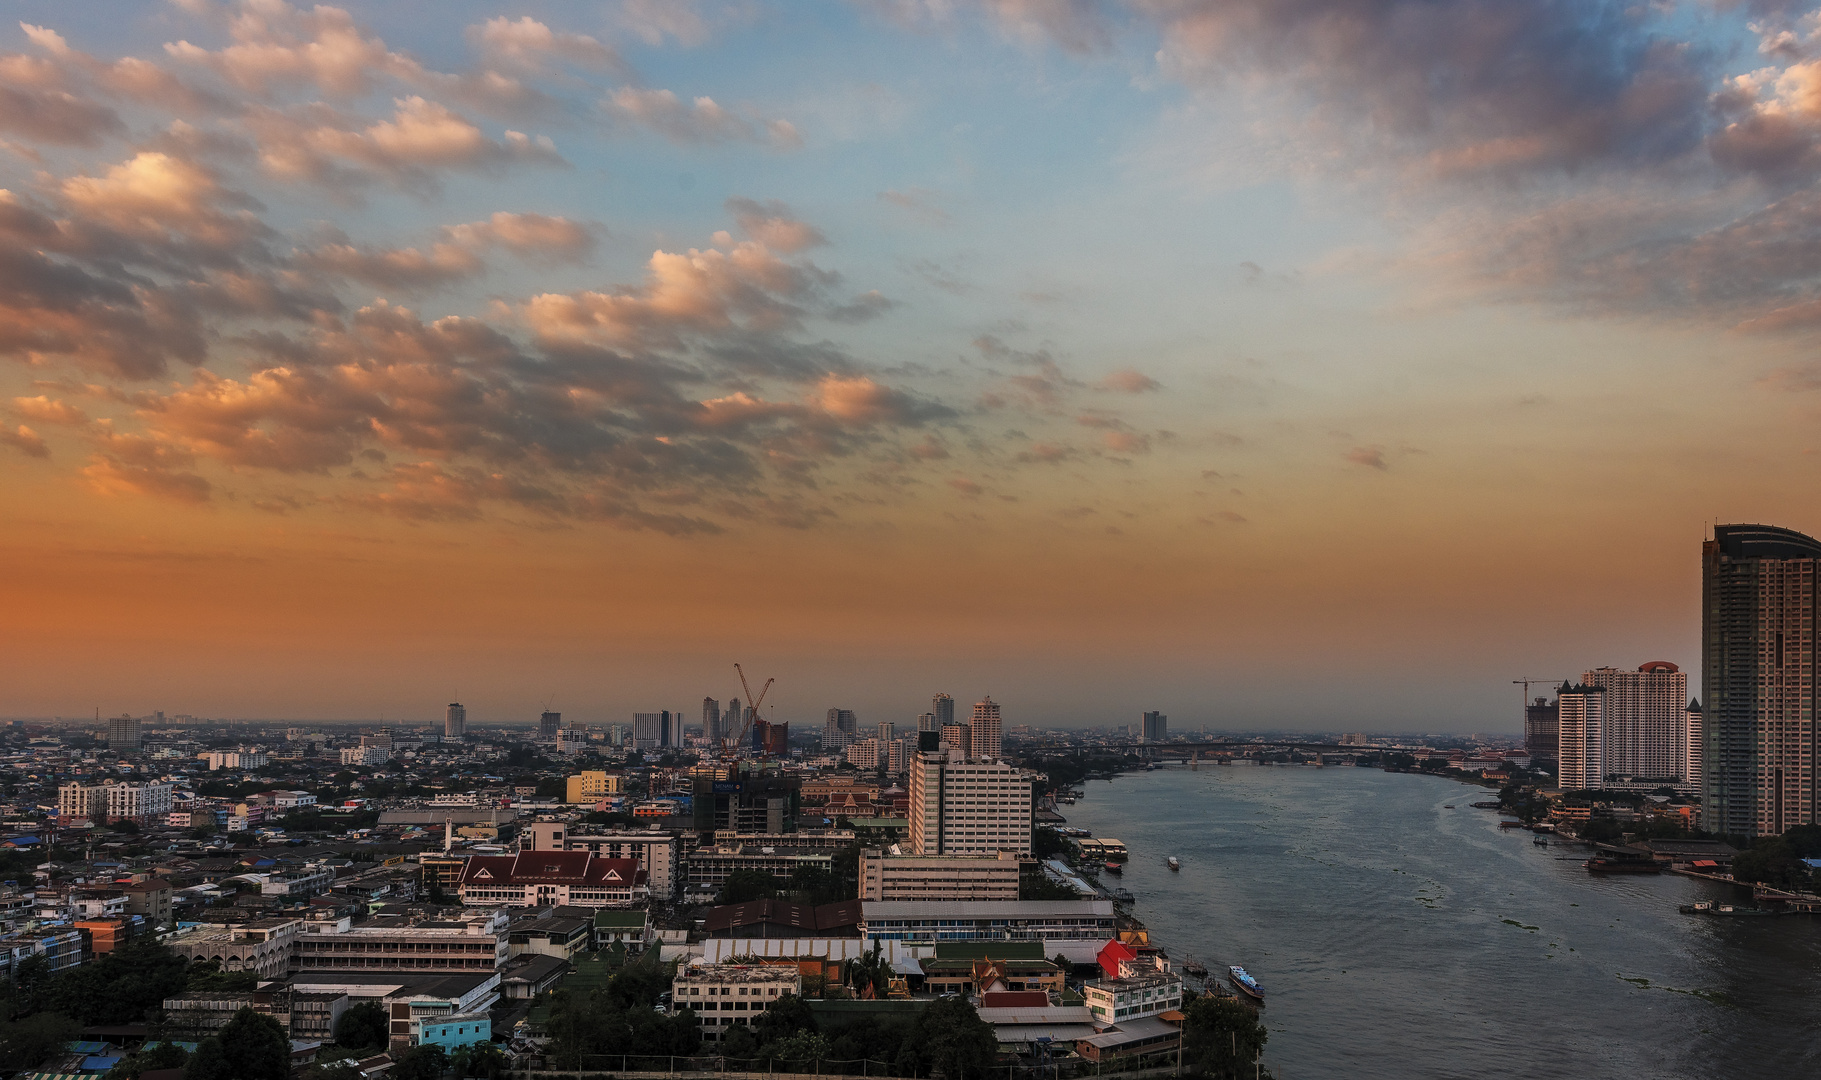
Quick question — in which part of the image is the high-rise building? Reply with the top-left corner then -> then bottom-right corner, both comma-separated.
971,697 -> 1002,760
939,722 -> 971,758
917,712 -> 937,732
1140,711 -> 1168,743
908,748 -> 1034,856
932,694 -> 955,728
106,714 -> 140,752
1556,683 -> 1605,792
1582,663 -> 1691,785
1524,697 -> 1559,762
877,721 -> 895,744
445,702 -> 466,739
633,712 -> 664,750
824,709 -> 858,750
1686,698 -> 1704,794
540,711 -> 562,738
703,698 -> 722,744
1703,524 -> 1821,836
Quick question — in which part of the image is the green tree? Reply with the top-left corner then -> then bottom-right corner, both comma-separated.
461,1041 -> 509,1079
0,1012 -> 78,1075
720,1023 -> 761,1059
185,959 -> 259,993
904,995 -> 997,1079
333,1000 -> 389,1050
392,1043 -> 448,1080
716,869 -> 779,905
753,993 -> 817,1042
1181,995 -> 1269,1078
104,1040 -> 189,1079
43,936 -> 190,1024
186,1008 -> 290,1080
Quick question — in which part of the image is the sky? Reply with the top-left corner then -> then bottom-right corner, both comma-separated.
5,1 -> 1821,732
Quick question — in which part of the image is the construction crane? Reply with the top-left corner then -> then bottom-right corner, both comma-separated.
1513,678 -> 1563,708
730,663 -> 775,758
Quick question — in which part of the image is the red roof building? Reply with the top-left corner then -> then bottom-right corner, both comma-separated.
457,851 -> 646,909
1096,940 -> 1137,980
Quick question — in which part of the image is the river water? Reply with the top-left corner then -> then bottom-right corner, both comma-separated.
1059,763 -> 1821,1079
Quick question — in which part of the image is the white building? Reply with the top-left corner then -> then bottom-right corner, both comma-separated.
273,791 -> 317,810
671,964 -> 801,1041
1557,684 -> 1605,792
908,749 -> 1034,856
1582,663 -> 1695,787
202,750 -> 269,770
971,697 -> 1003,760
57,782 -> 107,821
858,847 -> 1020,901
341,746 -> 390,766
107,782 -> 174,822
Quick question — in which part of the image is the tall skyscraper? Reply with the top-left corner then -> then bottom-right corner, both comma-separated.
1704,524 -> 1821,836
1524,697 -> 1559,762
445,702 -> 466,739
539,710 -> 561,738
932,693 -> 955,727
633,712 -> 663,750
1686,698 -> 1704,794
703,698 -> 722,743
917,712 -> 938,732
877,721 -> 895,744
940,722 -> 971,758
824,708 -> 858,749
1581,662 -> 1691,785
908,748 -> 1034,856
1556,683 -> 1605,791
1140,711 -> 1168,743
971,697 -> 1002,759
106,714 -> 140,752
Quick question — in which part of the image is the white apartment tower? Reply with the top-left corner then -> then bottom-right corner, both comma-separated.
932,694 -> 955,727
971,697 -> 1003,760
1557,683 -> 1605,791
445,702 -> 466,739
1581,663 -> 1692,785
908,749 -> 1034,856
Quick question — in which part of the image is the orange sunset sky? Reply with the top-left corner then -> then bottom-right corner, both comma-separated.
6,1 -> 1821,730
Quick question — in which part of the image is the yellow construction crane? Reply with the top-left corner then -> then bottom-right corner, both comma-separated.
730,663 -> 775,757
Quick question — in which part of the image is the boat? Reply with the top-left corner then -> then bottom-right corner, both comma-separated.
1167,856 -> 1181,871
1584,856 -> 1661,873
1533,836 -> 1548,846
1678,901 -> 1714,915
1228,966 -> 1265,1002
1104,861 -> 1123,875
1182,955 -> 1208,978
1444,804 -> 1455,809
1112,888 -> 1135,903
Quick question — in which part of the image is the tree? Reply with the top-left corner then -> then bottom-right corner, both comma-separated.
104,1039 -> 188,1079
40,935 -> 189,1024
905,995 -> 997,1079
185,959 -> 259,993
0,1012 -> 78,1075
1181,995 -> 1268,1078
333,999 -> 389,1050
721,1023 -> 761,1060
186,1008 -> 290,1080
461,1041 -> 509,1079
717,869 -> 779,905
392,1043 -> 448,1080
753,994 -> 817,1042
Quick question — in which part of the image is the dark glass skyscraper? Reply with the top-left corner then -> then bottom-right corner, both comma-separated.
1703,524 -> 1821,837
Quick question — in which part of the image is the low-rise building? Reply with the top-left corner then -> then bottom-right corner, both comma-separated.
262,867 -> 335,900
685,846 -> 832,892
167,918 -> 303,978
294,910 -> 509,973
859,848 -> 1020,901
506,909 -> 591,962
564,771 -> 621,803
859,900 -> 1117,944
919,942 -> 1065,995
457,851 -> 645,909
671,964 -> 802,1041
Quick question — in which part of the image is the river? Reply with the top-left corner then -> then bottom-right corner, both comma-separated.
1058,763 -> 1821,1079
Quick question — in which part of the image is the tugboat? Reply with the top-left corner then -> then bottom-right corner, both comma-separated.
1167,856 -> 1181,871
1104,861 -> 1123,875
1228,966 -> 1265,1003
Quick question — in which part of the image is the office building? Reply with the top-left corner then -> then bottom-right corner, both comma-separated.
341,746 -> 390,766
1582,663 -> 1692,786
917,712 -> 937,732
859,848 -> 1020,901
908,749 -> 1034,856
539,711 -> 561,738
972,698 -> 1003,759
294,910 -> 508,972
1703,524 -> 1821,836
940,723 -> 971,758
107,714 -> 141,752
932,693 -> 955,727
564,771 -> 620,803
671,965 -> 801,1042
633,712 -> 671,750
1524,697 -> 1559,762
1139,711 -> 1167,743
1686,699 -> 1705,795
703,698 -> 722,744
1556,683 -> 1605,792
824,709 -> 858,750
445,703 -> 465,739
877,721 -> 896,743
847,738 -> 880,770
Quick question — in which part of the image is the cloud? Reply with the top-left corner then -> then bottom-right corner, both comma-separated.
615,0 -> 754,48
879,187 -> 951,225
603,87 -> 800,147
468,17 -> 621,72
1345,446 -> 1387,470
80,455 -> 211,502
296,239 -> 482,289
1098,369 -> 1159,393
726,197 -> 826,252
443,212 -> 597,261
0,424 -> 48,458
12,395 -> 89,426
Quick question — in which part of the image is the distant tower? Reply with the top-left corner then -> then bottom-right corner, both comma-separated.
1556,682 -> 1605,791
1524,697 -> 1559,763
107,714 -> 141,752
703,698 -> 722,743
445,702 -> 466,739
932,694 -> 955,727
539,711 -> 561,738
1140,711 -> 1168,743
971,697 -> 1002,760
917,712 -> 937,732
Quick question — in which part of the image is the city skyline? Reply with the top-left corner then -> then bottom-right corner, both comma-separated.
6,3 -> 1821,727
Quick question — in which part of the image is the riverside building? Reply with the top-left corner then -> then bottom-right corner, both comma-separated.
1556,684 -> 1605,792
1582,662 -> 1698,789
858,847 -> 1021,901
908,748 -> 1035,856
1703,524 -> 1821,836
